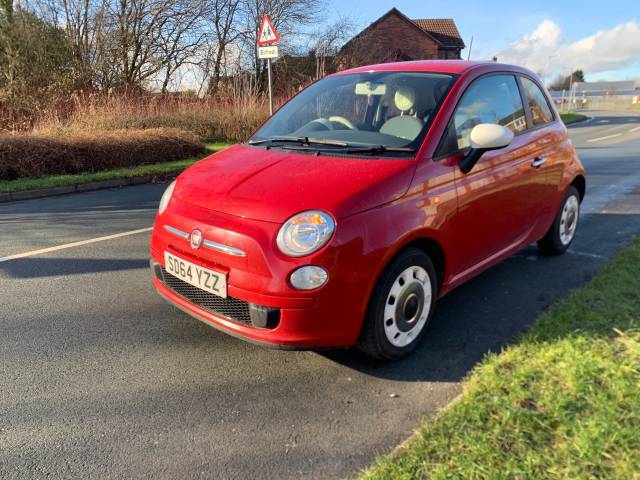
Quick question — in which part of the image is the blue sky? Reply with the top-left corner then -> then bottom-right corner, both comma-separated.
324,0 -> 640,81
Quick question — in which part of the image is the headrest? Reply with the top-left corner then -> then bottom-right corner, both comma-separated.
394,87 -> 416,112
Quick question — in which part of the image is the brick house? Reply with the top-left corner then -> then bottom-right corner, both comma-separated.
338,8 -> 465,69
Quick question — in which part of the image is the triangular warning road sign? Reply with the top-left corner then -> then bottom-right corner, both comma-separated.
257,14 -> 280,46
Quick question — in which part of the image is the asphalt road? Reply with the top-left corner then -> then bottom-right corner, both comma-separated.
1,111 -> 640,479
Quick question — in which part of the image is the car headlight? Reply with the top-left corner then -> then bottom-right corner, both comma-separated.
276,210 -> 335,257
158,180 -> 176,215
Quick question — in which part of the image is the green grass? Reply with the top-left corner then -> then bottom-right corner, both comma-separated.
360,237 -> 640,480
560,112 -> 588,125
0,142 -> 230,194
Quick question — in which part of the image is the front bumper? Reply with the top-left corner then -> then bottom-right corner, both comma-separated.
151,258 -> 355,349
150,259 -> 281,329
150,201 -> 374,348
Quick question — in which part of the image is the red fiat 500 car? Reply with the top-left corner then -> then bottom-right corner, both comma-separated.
150,61 -> 585,360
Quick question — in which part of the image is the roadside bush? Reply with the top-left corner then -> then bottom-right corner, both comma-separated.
0,128 -> 204,180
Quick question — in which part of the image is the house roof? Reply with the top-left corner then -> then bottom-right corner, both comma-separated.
341,8 -> 465,51
411,18 -> 465,48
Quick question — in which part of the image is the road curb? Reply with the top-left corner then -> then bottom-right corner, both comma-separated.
0,173 -> 179,204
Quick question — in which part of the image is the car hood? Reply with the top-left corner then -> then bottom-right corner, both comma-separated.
173,144 -> 415,223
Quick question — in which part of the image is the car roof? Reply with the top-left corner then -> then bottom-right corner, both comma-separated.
333,60 -> 517,76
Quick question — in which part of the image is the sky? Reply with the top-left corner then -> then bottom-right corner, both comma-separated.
324,0 -> 640,82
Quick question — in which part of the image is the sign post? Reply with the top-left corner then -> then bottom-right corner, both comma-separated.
257,14 -> 280,115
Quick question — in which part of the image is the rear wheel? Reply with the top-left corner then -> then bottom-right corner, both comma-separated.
357,248 -> 437,360
537,186 -> 581,255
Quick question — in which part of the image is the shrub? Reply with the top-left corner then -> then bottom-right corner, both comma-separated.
0,128 -> 204,180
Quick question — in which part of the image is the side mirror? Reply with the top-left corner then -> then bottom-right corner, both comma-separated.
459,124 -> 514,174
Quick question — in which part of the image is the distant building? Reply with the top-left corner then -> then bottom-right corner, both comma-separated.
573,80 -> 640,96
338,8 -> 465,70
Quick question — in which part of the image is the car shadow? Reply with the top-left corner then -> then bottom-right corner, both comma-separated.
0,257 -> 149,278
319,212 -> 640,382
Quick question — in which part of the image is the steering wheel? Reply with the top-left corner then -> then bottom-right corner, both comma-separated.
328,116 -> 356,130
305,117 -> 357,131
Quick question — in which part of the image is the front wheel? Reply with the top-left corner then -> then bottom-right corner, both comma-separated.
357,248 -> 437,360
537,185 -> 581,255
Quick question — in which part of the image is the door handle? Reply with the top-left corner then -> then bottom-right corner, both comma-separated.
531,157 -> 546,168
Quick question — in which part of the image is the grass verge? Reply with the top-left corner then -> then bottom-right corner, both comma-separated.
560,112 -> 589,125
0,142 -> 230,194
360,237 -> 640,480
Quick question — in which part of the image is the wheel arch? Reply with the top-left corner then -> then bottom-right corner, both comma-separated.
401,237 -> 446,289
374,231 -> 448,291
571,174 -> 586,202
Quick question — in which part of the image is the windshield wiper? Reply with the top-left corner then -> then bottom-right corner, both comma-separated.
247,136 -> 349,147
343,145 -> 416,154
248,137 -> 415,155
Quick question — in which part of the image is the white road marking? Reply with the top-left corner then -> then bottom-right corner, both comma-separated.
568,250 -> 606,260
598,120 -> 610,123
629,126 -> 640,133
0,227 -> 152,263
586,133 -> 623,143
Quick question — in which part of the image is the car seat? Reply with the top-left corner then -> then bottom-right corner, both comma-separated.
379,87 -> 424,141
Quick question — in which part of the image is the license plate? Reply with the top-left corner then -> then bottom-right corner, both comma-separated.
164,251 -> 227,298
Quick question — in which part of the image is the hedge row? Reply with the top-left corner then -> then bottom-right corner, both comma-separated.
0,128 -> 205,181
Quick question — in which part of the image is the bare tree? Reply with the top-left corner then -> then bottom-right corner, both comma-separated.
36,0 -> 113,90
157,0 -> 207,93
2,0 -> 340,98
201,0 -> 241,94
109,0 -> 170,86
52,0 -> 108,86
308,16 -> 354,79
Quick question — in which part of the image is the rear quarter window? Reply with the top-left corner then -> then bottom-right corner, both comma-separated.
520,77 -> 554,126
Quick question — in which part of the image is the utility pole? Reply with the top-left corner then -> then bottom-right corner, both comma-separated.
267,58 -> 273,115
466,36 -> 473,61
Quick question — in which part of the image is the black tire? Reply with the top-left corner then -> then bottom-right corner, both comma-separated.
357,248 -> 438,361
537,186 -> 581,255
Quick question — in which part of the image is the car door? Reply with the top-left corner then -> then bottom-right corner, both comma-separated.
517,75 -> 568,220
435,74 -> 545,282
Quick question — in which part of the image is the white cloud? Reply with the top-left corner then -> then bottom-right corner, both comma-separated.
494,19 -> 640,79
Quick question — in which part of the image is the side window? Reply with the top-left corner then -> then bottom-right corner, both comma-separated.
520,77 -> 554,126
436,75 -> 527,156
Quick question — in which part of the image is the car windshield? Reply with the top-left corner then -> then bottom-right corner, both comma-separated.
249,71 -> 454,156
